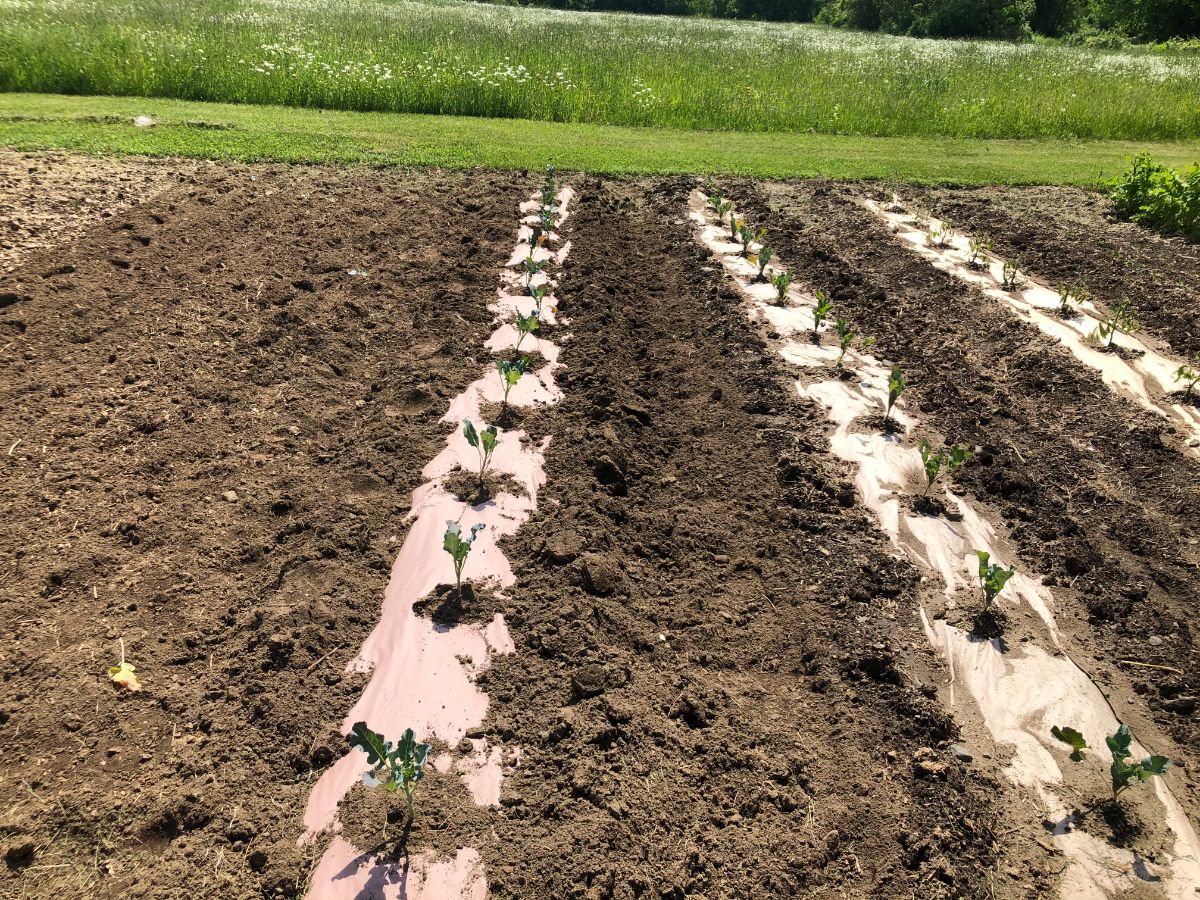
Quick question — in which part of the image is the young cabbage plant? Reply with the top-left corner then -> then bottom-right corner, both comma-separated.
1175,359 -> 1200,398
835,319 -> 854,369
1051,724 -> 1171,802
462,420 -> 499,491
754,245 -> 775,281
729,211 -> 742,241
967,235 -> 993,269
1091,297 -> 1139,350
928,219 -> 955,249
1001,256 -> 1025,291
918,440 -> 970,496
974,550 -> 1015,612
885,364 -> 905,421
514,307 -> 540,353
444,520 -> 485,598
497,355 -> 531,412
1057,281 -> 1086,316
811,291 -> 833,341
770,268 -> 794,305
522,255 -> 545,288
740,225 -> 766,258
715,198 -> 733,222
349,722 -> 432,820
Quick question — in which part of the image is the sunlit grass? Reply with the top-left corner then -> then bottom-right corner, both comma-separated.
1,0 -> 1198,140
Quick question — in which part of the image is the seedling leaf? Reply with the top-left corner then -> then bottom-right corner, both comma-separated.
1051,725 -> 1089,762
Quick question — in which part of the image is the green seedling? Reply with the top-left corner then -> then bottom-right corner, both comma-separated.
885,364 -> 905,421
860,336 -> 877,353
349,722 -> 432,821
739,224 -> 766,258
928,219 -> 955,249
537,205 -> 555,233
811,291 -> 833,340
974,550 -> 1015,611
770,268 -> 794,305
444,520 -> 485,598
1001,256 -> 1025,291
715,198 -> 733,221
835,319 -> 854,369
754,245 -> 774,281
1175,358 -> 1200,398
497,355 -> 531,412
514,306 -> 540,353
967,235 -> 993,269
1091,297 -> 1139,350
462,419 -> 499,491
729,211 -> 741,241
918,439 -> 970,496
1052,723 -> 1171,802
1057,281 -> 1086,316
522,255 -> 545,288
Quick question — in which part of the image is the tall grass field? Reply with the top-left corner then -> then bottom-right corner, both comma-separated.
1,0 -> 1198,140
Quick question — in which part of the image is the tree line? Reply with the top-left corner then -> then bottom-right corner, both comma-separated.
486,0 -> 1200,41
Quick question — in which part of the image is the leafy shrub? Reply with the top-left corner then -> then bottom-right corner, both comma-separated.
1109,153 -> 1200,240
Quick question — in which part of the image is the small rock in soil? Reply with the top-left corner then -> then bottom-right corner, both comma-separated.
546,530 -> 583,564
580,553 -> 620,596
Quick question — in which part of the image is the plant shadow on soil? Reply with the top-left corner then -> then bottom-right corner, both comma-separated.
442,467 -> 528,507
411,582 -> 503,628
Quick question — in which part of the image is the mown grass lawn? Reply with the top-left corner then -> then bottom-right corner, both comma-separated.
4,93 -> 1200,185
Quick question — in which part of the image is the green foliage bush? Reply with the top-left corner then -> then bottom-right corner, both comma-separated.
499,0 -> 1199,39
1110,153 -> 1200,240
817,0 -> 1034,39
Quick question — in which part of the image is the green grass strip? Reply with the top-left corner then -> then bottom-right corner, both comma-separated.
3,93 -> 1199,186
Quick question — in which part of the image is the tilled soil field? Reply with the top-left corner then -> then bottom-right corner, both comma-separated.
1,153 -> 1197,900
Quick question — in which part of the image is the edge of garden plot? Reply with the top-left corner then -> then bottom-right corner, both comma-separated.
3,93 -> 1200,187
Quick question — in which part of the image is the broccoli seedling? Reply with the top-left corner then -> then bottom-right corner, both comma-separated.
1051,726 -> 1090,762
928,219 -> 955,249
974,550 -> 1015,611
497,355 -> 531,412
770,268 -> 794,305
835,319 -> 854,369
715,198 -> 733,222
754,245 -> 775,281
918,439 -> 970,496
462,420 -> 499,492
1091,297 -> 1139,350
811,291 -> 833,341
522,256 -> 545,288
1175,359 -> 1200,398
967,235 -> 993,269
885,364 -> 905,421
1001,256 -> 1025,291
1052,724 -> 1171,802
729,211 -> 741,241
444,520 -> 485,598
738,224 -> 766,258
1056,281 -> 1086,316
514,307 -> 540,353
349,722 -> 432,821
